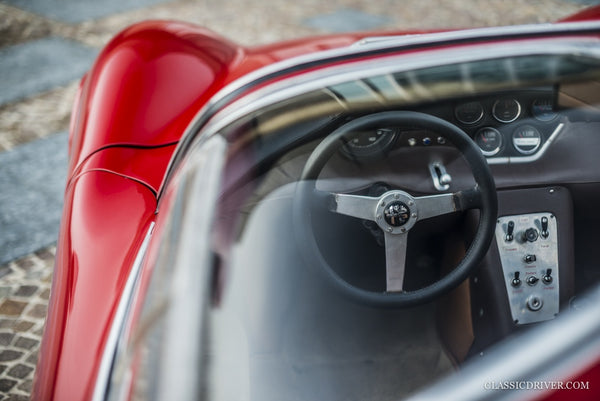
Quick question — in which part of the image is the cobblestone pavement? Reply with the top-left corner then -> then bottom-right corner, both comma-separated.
0,0 -> 592,399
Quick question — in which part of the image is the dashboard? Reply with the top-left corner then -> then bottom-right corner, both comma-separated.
341,87 -> 562,164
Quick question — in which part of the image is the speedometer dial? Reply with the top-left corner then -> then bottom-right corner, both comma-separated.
512,125 -> 542,155
475,127 -> 503,156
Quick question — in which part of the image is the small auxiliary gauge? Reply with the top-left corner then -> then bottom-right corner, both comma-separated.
512,125 -> 542,155
455,101 -> 484,125
475,127 -> 503,156
493,98 -> 521,123
531,98 -> 557,122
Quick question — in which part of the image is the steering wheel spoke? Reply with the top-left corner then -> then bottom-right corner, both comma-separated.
414,193 -> 458,221
384,232 -> 408,292
329,192 -> 378,221
415,187 -> 483,221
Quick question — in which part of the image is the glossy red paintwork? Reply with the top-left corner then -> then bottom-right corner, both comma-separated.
65,21 -> 404,182
543,360 -> 600,401
33,172 -> 156,400
70,144 -> 178,195
67,21 -> 242,177
34,7 -> 600,401
559,5 -> 600,22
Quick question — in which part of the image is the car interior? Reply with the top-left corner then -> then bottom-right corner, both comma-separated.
192,44 -> 600,400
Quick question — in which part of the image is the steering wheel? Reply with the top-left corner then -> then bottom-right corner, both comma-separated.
295,111 -> 498,307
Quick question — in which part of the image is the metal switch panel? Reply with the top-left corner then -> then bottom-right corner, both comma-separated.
495,213 -> 559,325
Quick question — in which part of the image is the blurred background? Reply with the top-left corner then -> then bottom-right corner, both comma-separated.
0,0 -> 597,398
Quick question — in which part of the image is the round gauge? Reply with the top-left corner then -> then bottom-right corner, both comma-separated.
475,127 -> 503,156
512,125 -> 542,155
455,101 -> 484,125
531,98 -> 557,122
492,98 -> 521,123
342,128 -> 397,159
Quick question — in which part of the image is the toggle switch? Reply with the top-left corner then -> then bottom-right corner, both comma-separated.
511,272 -> 521,287
527,276 -> 539,286
505,221 -> 515,242
541,216 -> 549,239
542,268 -> 553,284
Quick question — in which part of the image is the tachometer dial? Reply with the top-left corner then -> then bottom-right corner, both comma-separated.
512,125 -> 542,155
475,127 -> 503,156
531,98 -> 557,122
455,101 -> 484,125
493,98 -> 521,123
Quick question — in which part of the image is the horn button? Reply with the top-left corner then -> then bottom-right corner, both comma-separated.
384,202 -> 410,227
375,191 -> 418,234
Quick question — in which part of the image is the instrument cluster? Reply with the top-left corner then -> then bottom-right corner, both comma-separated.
339,88 -> 561,163
452,89 -> 561,161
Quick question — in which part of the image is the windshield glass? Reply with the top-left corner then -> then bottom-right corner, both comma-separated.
164,37 -> 600,401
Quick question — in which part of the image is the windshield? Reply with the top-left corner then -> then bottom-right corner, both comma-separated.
133,33 -> 600,401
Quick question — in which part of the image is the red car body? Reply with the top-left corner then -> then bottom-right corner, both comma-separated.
33,6 -> 600,400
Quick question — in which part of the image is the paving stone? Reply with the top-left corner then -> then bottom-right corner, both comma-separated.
25,352 -> 38,366
0,350 -> 22,363
0,38 -> 96,105
34,249 -> 54,263
42,272 -> 53,284
25,304 -> 47,319
0,333 -> 15,346
303,8 -> 390,33
12,321 -> 34,333
0,320 -> 15,330
1,0 -> 173,23
0,132 -> 67,265
13,286 -> 38,297
0,379 -> 16,393
0,300 -> 27,317
6,364 -> 33,380
39,289 -> 51,301
13,259 -> 34,271
32,327 -> 45,337
17,379 -> 32,394
14,337 -> 38,350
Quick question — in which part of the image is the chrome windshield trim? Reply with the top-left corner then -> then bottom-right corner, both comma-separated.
208,21 -> 600,110
92,222 -> 155,401
201,39 -> 598,145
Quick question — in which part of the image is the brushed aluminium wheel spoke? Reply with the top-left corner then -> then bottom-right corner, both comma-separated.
330,192 -> 378,221
414,193 -> 457,221
384,232 -> 408,292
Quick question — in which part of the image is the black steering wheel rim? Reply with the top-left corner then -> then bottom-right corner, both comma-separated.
294,111 -> 498,308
